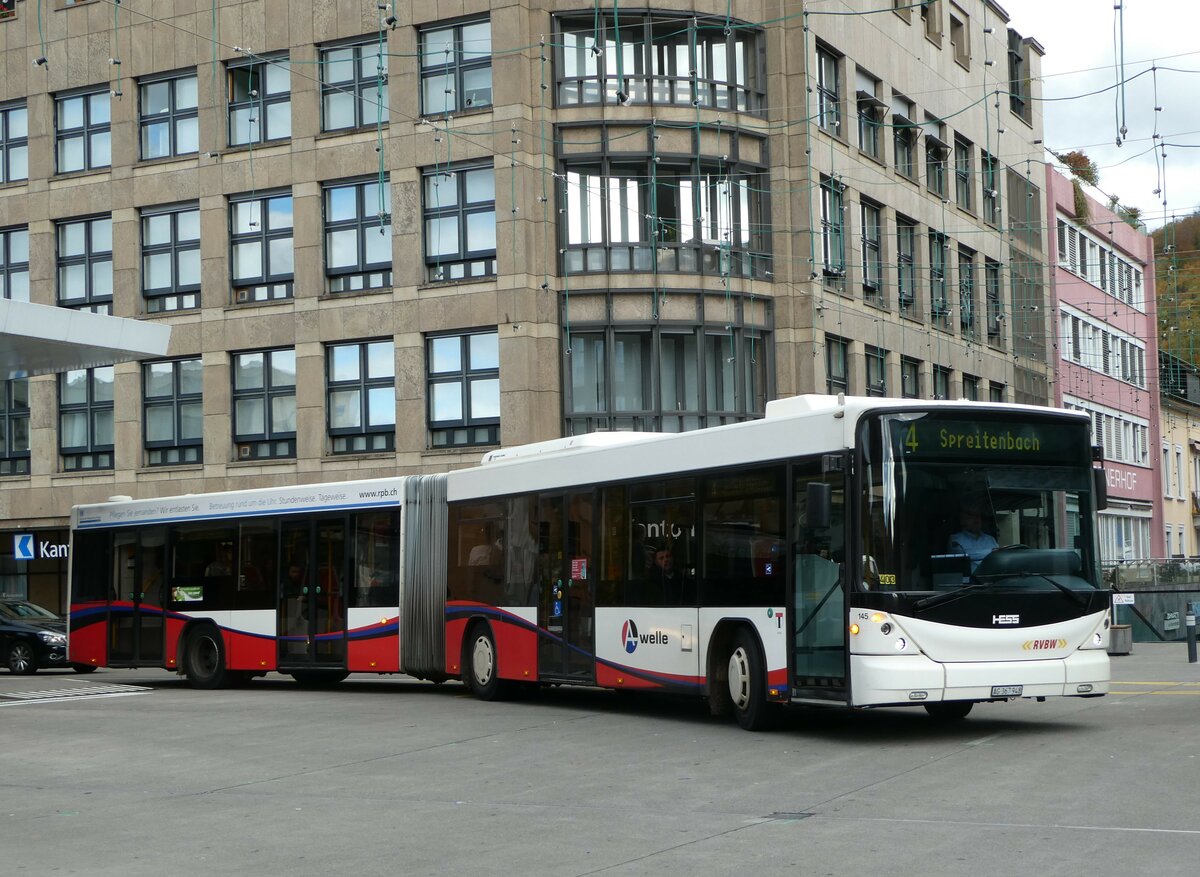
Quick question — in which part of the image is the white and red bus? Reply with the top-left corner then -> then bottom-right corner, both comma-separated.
70,395 -> 1112,728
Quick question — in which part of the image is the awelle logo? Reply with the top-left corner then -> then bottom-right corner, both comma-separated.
621,619 -> 669,654
622,619 -> 639,654
13,534 -> 35,561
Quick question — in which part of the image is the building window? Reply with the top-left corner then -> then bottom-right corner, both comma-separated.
981,150 -> 1000,225
564,297 -> 769,434
954,136 -> 972,210
900,357 -> 920,399
857,85 -> 884,161
230,192 -> 294,303
861,201 -> 882,301
897,216 -> 916,310
320,38 -> 388,132
826,335 -> 848,395
324,178 -> 392,292
933,365 -> 951,400
424,164 -> 496,283
922,0 -> 942,41
925,137 -> 947,197
0,225 -> 29,303
985,258 -> 1003,340
561,151 -> 769,279
142,204 -> 200,313
893,107 -> 917,179
929,232 -> 948,325
816,47 -> 841,135
556,13 -> 764,113
820,177 -> 845,278
865,346 -> 886,397
143,358 -> 202,466
228,55 -> 291,146
139,73 -> 199,160
59,366 -> 114,471
326,340 -> 395,454
962,373 -> 979,401
57,216 -> 113,314
0,379 -> 29,476
56,89 -> 110,173
989,382 -> 1005,403
421,19 -> 492,115
1008,30 -> 1028,119
949,6 -> 970,67
232,348 -> 296,460
958,247 -> 975,335
427,331 -> 500,448
0,101 -> 28,183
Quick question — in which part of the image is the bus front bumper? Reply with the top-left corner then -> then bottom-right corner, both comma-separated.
847,650 -> 1110,707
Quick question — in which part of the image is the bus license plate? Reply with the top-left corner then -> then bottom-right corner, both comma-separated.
991,685 -> 1023,697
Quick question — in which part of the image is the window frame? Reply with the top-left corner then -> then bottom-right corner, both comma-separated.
820,177 -> 845,278
0,100 -> 28,184
816,46 -> 841,136
323,177 -> 392,293
232,347 -> 297,460
929,231 -> 948,325
825,335 -> 849,395
142,357 -> 203,466
426,330 -> 501,448
954,136 -> 973,211
0,378 -> 30,476
900,357 -> 920,399
932,365 -> 952,401
58,366 -> 114,471
56,215 -> 113,314
55,87 -> 110,174
897,216 -> 916,311
981,150 -> 1000,225
320,37 -> 388,133
227,54 -> 291,147
865,346 -> 886,397
860,200 -> 882,301
0,224 -> 29,304
138,72 -> 199,161
420,18 -> 493,116
958,246 -> 975,335
141,203 -> 201,313
230,190 -> 295,303
423,163 -> 497,283
325,339 -> 396,455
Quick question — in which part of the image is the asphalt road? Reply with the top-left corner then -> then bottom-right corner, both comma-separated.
2,644 -> 1198,876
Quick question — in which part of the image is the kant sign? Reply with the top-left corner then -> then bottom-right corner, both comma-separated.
12,534 -> 69,561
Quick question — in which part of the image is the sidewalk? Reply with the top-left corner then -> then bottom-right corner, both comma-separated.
1107,641 -> 1200,687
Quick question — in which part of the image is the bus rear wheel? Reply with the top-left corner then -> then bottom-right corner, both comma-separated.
465,624 -> 508,701
727,629 -> 777,731
184,625 -> 229,690
924,700 -> 973,721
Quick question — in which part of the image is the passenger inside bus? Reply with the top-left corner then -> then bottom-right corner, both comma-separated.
947,500 -> 1000,572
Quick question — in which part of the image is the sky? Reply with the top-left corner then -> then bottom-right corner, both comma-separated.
1000,0 -> 1200,229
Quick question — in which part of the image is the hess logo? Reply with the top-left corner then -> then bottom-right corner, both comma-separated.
621,619 -> 669,654
993,614 -> 1020,625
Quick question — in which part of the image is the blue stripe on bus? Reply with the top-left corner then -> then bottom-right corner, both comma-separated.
75,499 -> 401,529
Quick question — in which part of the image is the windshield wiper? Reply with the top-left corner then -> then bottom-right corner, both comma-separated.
975,571 -> 1089,607
913,582 -> 994,611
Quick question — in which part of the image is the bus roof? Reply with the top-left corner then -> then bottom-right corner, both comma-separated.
71,476 -> 408,530
450,395 -> 1091,502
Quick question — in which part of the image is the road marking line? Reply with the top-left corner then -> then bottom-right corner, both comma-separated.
0,683 -> 152,705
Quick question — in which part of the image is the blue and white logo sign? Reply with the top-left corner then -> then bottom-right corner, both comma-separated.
622,619 -> 639,654
13,534 -> 35,561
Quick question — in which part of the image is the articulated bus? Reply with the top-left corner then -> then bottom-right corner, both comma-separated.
69,396 -> 1112,728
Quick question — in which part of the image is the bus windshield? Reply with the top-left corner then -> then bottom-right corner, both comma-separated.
858,411 -> 1102,594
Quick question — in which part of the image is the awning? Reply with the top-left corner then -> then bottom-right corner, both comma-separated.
0,299 -> 171,379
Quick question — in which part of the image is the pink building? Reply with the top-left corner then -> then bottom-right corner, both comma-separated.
1046,167 -> 1161,560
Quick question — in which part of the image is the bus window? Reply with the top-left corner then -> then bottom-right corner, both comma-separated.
447,502 -> 505,606
628,496 -> 695,607
169,526 -> 238,609
596,486 -> 627,608
351,510 -> 399,608
700,466 -> 785,607
237,524 -> 277,611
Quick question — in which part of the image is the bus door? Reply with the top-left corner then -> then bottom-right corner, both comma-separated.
791,463 -> 847,700
108,529 -> 166,665
536,491 -> 596,680
278,517 -> 347,668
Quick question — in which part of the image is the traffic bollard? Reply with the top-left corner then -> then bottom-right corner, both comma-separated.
1187,611 -> 1197,664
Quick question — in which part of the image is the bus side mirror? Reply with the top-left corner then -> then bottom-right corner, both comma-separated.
1093,467 -> 1108,512
807,482 -> 832,529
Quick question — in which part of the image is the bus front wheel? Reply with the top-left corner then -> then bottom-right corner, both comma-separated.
184,625 -> 229,690
464,624 -> 508,701
727,629 -> 777,731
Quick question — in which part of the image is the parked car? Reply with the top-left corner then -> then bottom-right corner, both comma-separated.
0,600 -> 92,675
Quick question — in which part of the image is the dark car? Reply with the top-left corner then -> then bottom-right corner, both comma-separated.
0,600 -> 92,675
